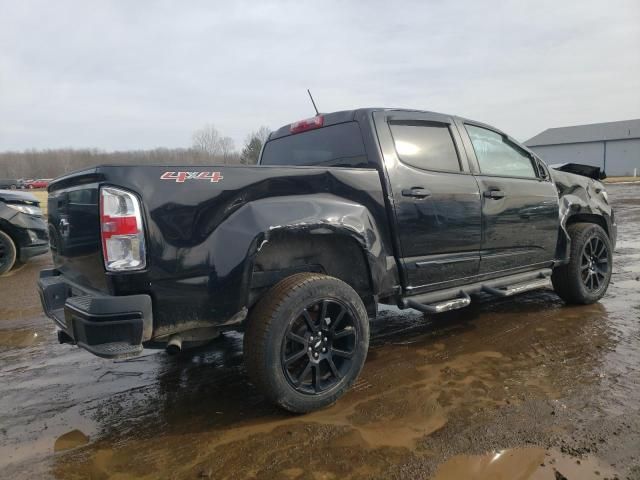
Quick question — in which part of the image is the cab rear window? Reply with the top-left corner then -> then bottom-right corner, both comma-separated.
261,122 -> 370,168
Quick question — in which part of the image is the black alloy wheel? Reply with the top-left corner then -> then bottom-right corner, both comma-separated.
281,299 -> 357,395
244,272 -> 369,413
580,235 -> 609,292
552,222 -> 613,304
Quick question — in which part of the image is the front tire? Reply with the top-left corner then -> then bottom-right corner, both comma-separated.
0,230 -> 17,275
552,223 -> 612,304
244,272 -> 369,413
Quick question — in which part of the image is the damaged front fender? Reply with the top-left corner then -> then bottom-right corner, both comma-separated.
552,169 -> 617,263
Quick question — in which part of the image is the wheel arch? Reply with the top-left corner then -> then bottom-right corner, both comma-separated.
207,194 -> 392,322
555,184 -> 615,264
249,230 -> 378,316
565,213 -> 608,234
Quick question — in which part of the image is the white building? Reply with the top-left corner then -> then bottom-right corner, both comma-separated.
525,119 -> 640,177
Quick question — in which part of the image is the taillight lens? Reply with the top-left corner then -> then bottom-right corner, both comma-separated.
100,187 -> 146,271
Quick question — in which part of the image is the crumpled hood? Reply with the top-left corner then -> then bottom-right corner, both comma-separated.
549,168 -> 605,197
549,163 -> 606,180
0,189 -> 40,204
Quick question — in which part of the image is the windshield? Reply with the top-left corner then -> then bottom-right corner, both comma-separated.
260,122 -> 370,168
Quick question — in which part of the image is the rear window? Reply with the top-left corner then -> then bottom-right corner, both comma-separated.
389,121 -> 461,172
261,122 -> 370,167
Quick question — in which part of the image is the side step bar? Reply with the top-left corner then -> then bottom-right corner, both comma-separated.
400,268 -> 552,314
405,291 -> 471,314
482,275 -> 550,297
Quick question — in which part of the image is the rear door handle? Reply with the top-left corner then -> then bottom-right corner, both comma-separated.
402,187 -> 431,198
483,189 -> 505,199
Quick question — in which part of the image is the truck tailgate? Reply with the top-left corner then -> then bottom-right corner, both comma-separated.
48,169 -> 107,292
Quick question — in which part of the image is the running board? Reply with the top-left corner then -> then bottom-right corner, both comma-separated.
404,291 -> 471,314
482,275 -> 551,297
400,268 -> 552,314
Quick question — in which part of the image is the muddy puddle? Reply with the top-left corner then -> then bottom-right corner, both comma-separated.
53,430 -> 90,452
0,327 -> 42,349
1,185 -> 639,479
432,447 -> 619,479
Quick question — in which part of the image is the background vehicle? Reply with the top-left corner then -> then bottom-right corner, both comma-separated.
28,178 -> 52,189
38,108 -> 616,412
0,190 -> 49,275
0,178 -> 20,190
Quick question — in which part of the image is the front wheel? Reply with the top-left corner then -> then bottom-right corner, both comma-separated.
552,223 -> 612,304
0,230 -> 17,275
244,272 -> 369,413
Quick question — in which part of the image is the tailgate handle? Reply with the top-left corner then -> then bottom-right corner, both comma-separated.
402,187 -> 431,198
483,189 -> 505,199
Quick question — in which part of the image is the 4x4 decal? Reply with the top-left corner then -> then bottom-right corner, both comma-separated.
160,171 -> 223,183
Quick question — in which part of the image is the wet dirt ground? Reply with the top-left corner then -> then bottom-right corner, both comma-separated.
1,184 -> 639,480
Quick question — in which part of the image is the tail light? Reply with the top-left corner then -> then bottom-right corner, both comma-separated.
290,115 -> 324,134
100,187 -> 146,271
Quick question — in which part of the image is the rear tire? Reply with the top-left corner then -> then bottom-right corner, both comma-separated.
244,272 -> 369,413
0,230 -> 17,276
552,223 -> 612,304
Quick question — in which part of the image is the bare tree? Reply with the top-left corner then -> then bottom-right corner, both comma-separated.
219,136 -> 235,164
0,124 -> 272,178
192,124 -> 222,157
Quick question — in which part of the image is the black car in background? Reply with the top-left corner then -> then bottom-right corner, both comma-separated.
0,190 -> 49,275
0,178 -> 21,190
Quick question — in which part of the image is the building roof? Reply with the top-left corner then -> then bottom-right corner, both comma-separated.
525,119 -> 640,147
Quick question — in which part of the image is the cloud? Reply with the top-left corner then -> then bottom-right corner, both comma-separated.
0,0 -> 638,150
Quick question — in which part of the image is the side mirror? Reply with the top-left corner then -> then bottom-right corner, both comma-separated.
536,160 -> 549,180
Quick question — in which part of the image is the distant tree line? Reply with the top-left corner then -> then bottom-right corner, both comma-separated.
0,125 -> 271,179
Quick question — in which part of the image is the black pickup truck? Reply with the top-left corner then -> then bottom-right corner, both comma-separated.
38,108 -> 616,412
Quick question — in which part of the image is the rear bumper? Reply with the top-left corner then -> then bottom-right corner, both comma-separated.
37,268 -> 153,359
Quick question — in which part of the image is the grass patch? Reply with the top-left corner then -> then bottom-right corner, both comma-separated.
604,176 -> 640,183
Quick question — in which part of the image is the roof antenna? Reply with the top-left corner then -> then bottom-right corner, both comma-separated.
307,89 -> 320,116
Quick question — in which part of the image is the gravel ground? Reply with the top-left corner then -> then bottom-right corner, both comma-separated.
0,184 -> 638,480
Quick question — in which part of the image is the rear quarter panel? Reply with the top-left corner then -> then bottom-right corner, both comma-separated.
91,165 -> 396,338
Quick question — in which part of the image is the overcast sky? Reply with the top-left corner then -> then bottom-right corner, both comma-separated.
1,0 -> 638,151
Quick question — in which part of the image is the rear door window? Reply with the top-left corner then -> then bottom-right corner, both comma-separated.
260,122 -> 369,167
389,121 -> 462,172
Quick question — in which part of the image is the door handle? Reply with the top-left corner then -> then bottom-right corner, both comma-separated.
402,187 -> 431,198
59,218 -> 70,234
483,189 -> 505,199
